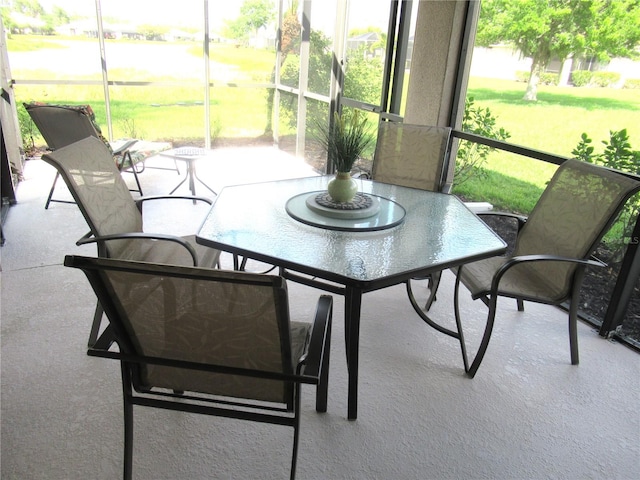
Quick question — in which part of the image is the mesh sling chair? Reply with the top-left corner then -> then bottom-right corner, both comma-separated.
453,159 -> 640,378
371,121 -> 453,311
42,136 -> 221,346
24,102 -> 146,208
64,255 -> 332,480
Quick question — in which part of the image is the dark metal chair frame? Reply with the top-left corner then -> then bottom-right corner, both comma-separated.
24,103 -> 145,207
452,159 -> 640,377
42,137 -> 219,347
65,255 -> 333,480
370,121 -> 454,312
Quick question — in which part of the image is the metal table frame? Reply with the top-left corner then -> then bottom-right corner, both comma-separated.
196,176 -> 506,420
161,147 -> 216,197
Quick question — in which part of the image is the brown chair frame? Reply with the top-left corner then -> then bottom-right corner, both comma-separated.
65,255 -> 333,480
453,159 -> 640,377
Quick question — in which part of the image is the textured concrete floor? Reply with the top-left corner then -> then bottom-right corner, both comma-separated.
2,148 -> 639,479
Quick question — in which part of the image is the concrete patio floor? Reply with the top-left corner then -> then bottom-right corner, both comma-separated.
1,146 -> 639,479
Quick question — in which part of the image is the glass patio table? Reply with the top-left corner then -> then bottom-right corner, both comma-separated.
196,176 -> 507,420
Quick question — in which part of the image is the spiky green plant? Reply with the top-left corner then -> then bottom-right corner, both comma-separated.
316,110 -> 374,173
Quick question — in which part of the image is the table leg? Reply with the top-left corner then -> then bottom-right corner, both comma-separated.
187,159 -> 196,196
169,165 -> 189,195
344,286 -> 362,420
194,169 -> 217,195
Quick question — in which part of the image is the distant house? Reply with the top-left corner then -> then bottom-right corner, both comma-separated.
347,32 -> 379,51
56,20 -> 143,41
166,29 -> 198,42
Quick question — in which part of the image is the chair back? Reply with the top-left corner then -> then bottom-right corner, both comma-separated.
372,122 -> 452,192
42,137 -> 142,258
24,103 -> 113,153
66,255 -> 299,405
514,159 -> 640,300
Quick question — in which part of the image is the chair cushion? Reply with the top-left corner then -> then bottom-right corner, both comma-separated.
124,140 -> 172,165
458,255 -> 567,303
25,102 -> 114,154
115,234 -> 220,268
139,316 -> 310,404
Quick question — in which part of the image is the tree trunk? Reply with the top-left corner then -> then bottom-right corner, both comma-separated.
524,63 -> 540,101
523,52 -> 548,102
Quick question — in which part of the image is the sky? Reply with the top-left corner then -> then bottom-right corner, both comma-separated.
35,0 -> 393,34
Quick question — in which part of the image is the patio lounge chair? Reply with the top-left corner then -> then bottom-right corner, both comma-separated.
371,121 -> 453,311
65,255 -> 332,480
24,102 -> 173,208
453,159 -> 640,377
42,136 -> 220,346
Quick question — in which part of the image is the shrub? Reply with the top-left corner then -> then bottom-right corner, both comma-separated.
454,97 -> 511,186
592,71 -> 620,87
539,72 -> 559,85
571,70 -> 592,87
572,129 -> 640,257
514,71 -> 557,85
623,78 -> 640,89
17,104 -> 38,156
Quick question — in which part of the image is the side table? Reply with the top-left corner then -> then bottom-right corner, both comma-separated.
160,147 -> 216,197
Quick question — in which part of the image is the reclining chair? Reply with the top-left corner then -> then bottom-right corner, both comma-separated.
24,102 -> 173,208
65,255 -> 332,480
42,136 -> 220,346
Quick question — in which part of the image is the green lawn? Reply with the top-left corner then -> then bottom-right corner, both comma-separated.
9,36 -> 640,215
452,77 -> 640,214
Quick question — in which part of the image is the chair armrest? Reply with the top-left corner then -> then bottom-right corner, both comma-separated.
478,211 -> 528,230
298,295 -> 333,381
76,232 -> 199,266
111,139 -> 138,156
135,195 -> 213,206
491,253 -> 606,293
88,339 -> 320,384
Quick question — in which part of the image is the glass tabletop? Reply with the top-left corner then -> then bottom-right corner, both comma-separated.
197,176 -> 507,285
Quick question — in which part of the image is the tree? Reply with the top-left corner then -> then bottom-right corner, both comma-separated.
138,24 -> 170,41
13,0 -> 44,17
50,6 -> 69,26
223,0 -> 275,45
476,0 -> 640,101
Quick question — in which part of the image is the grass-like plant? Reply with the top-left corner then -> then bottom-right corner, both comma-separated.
315,110 -> 374,173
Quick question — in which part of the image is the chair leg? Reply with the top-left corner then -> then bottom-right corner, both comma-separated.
453,273 -> 470,372
121,366 -> 134,480
405,273 -> 439,313
568,270 -> 585,365
465,294 -> 499,378
568,301 -> 580,365
88,301 -> 104,347
316,318 -> 331,413
517,298 -> 525,311
44,172 -> 60,209
425,271 -> 442,311
120,151 -> 144,196
453,268 -> 499,378
290,388 -> 301,480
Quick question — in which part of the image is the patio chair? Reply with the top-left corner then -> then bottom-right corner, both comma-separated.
64,255 -> 332,480
453,159 -> 640,378
42,136 -> 220,346
371,121 -> 453,311
372,121 -> 452,193
24,102 -> 175,208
